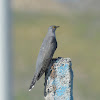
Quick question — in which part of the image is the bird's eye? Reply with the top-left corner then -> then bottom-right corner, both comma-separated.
53,26 -> 56,29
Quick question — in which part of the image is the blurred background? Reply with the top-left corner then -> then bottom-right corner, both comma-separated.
12,0 -> 100,100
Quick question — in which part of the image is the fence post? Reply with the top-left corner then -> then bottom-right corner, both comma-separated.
44,57 -> 73,100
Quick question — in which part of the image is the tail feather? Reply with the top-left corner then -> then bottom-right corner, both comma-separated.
29,75 -> 37,91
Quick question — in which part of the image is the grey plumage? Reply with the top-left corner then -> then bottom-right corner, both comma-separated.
29,25 -> 59,91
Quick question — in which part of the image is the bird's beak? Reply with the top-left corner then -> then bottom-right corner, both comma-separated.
56,26 -> 60,28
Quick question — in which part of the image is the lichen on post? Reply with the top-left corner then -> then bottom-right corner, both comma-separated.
44,57 -> 73,100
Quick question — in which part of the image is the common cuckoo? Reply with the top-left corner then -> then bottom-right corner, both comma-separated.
29,25 -> 59,91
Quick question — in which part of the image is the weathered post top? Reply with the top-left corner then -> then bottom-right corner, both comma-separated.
44,57 -> 73,100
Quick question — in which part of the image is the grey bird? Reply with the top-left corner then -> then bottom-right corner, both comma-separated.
29,25 -> 59,91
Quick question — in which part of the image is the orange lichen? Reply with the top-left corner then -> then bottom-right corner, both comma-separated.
50,65 -> 57,79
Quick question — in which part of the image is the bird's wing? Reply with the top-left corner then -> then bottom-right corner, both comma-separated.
35,36 -> 57,77
29,36 -> 57,91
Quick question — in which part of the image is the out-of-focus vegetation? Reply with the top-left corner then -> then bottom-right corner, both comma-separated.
14,11 -> 100,100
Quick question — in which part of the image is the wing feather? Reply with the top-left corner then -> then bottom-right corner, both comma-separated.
35,36 -> 57,79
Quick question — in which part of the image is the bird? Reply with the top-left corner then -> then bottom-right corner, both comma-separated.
29,25 -> 59,91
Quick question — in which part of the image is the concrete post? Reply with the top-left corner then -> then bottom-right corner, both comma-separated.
44,57 -> 73,100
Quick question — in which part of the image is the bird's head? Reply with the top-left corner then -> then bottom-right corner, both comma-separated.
49,25 -> 60,32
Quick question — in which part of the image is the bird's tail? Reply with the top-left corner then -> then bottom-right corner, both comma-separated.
29,75 -> 37,91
